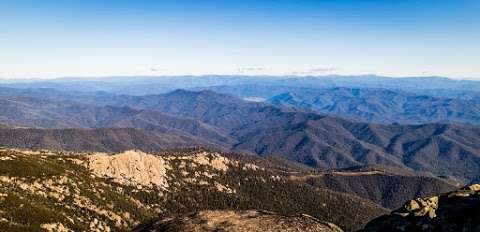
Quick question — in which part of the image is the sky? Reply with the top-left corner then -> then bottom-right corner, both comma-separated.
0,0 -> 479,79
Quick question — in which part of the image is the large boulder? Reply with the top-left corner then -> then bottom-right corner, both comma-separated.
362,184 -> 480,232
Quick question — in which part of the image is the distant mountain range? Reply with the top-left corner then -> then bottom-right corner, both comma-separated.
2,75 -> 480,97
196,84 -> 480,124
0,88 -> 479,183
268,87 -> 480,125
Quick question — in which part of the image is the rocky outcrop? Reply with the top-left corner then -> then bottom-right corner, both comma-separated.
87,150 -> 239,189
362,184 -> 480,232
88,150 -> 169,188
0,148 -> 386,231
132,210 -> 343,232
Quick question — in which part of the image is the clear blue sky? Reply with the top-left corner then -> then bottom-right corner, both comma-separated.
1,0 -> 479,79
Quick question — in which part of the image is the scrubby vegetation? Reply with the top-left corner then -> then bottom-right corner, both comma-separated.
0,148 -> 386,232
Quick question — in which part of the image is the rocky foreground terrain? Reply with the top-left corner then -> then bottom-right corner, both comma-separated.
1,147 -> 476,232
0,148 -> 387,232
363,184 -> 480,231
133,210 -> 343,232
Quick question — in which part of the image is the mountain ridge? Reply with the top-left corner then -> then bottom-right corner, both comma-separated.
0,89 -> 479,182
267,87 -> 480,125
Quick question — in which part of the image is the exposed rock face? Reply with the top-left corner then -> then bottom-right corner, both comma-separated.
87,150 -> 237,189
362,184 -> 480,232
88,150 -> 169,188
132,210 -> 343,232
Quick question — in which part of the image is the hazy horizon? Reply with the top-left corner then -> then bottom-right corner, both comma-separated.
1,74 -> 480,82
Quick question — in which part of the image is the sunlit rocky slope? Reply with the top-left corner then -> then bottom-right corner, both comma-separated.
0,148 -> 388,232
